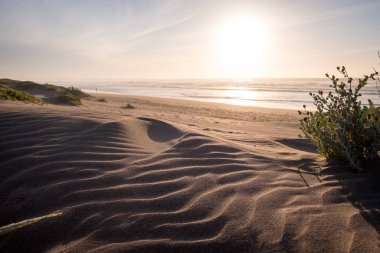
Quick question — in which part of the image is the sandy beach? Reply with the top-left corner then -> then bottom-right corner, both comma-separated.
0,94 -> 379,253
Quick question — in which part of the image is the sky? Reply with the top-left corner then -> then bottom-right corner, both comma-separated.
0,0 -> 379,80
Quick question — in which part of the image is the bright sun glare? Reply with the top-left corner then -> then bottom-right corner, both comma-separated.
216,16 -> 268,78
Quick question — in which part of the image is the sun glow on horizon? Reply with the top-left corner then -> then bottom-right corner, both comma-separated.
215,16 -> 269,78
1,1 -> 378,80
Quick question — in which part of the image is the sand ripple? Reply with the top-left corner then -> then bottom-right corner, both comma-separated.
0,109 -> 379,253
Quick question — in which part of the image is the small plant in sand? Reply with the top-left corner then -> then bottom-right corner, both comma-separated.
96,97 -> 107,102
299,66 -> 380,171
121,103 -> 135,109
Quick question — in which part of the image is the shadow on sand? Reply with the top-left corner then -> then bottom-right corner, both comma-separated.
279,137 -> 380,237
323,160 -> 380,235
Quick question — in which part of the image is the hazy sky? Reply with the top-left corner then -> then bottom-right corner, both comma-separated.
0,0 -> 379,80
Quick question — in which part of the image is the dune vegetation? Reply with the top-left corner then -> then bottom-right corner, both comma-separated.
299,66 -> 380,171
0,79 -> 91,106
0,85 -> 44,104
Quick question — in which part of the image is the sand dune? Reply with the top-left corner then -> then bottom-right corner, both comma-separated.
0,97 -> 379,252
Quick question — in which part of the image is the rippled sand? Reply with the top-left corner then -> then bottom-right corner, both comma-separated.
0,95 -> 379,252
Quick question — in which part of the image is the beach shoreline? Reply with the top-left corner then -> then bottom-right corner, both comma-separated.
72,77 -> 379,110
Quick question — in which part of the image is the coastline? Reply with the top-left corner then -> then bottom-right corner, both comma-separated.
74,77 -> 379,110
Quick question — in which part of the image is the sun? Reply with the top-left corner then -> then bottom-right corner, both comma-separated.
216,16 -> 268,78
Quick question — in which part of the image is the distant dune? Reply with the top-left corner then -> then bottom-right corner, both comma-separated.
0,79 -> 91,105
0,92 -> 379,253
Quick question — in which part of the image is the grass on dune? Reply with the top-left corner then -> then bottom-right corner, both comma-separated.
0,85 -> 44,104
66,86 -> 91,99
1,79 -> 64,93
0,79 -> 92,106
57,91 -> 82,105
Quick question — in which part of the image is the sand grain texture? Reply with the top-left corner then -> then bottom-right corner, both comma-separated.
0,96 -> 379,253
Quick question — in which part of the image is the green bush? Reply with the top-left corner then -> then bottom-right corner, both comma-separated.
299,66 -> 380,171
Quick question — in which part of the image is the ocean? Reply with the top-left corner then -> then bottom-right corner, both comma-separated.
50,78 -> 380,110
